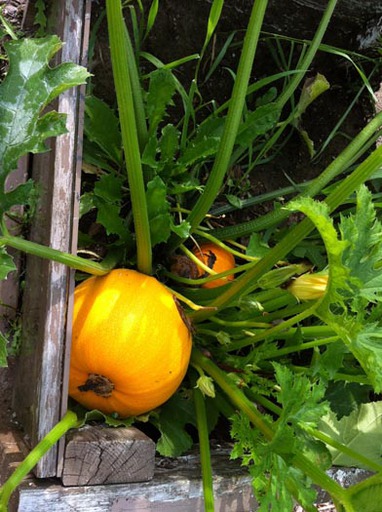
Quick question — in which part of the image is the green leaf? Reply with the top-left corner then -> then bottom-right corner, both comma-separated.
340,185 -> 382,305
72,407 -> 134,427
153,394 -> 196,457
230,412 -> 317,512
146,69 -> 176,135
246,233 -> 270,258
177,135 -> 220,173
295,73 -> 330,118
84,95 -> 122,165
273,363 -> 329,428
237,103 -> 281,146
91,174 -> 127,239
0,246 -> 17,280
0,36 -> 90,212
34,0 -> 47,36
226,194 -> 243,209
0,331 -> 8,367
158,124 -> 179,164
287,194 -> 382,391
170,219 -> 191,239
94,173 -> 123,204
324,381 -> 373,420
319,401 -> 382,469
346,474 -> 382,512
1,180 -> 34,213
96,202 -> 127,238
146,176 -> 171,246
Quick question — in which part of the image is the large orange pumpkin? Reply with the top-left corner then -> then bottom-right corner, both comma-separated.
69,269 -> 192,418
193,243 -> 235,288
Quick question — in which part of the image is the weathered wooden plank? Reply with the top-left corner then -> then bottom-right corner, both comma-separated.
17,450 -> 257,512
13,450 -> 376,512
12,0 -> 91,478
62,426 -> 156,486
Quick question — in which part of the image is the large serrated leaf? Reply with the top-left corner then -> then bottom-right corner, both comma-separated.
319,401 -> 382,469
0,35 -> 90,213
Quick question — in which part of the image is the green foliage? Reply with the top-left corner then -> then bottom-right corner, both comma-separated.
319,401 -> 382,469
289,187 -> 382,392
153,394 -> 196,457
34,0 -> 47,37
3,1 -> 382,510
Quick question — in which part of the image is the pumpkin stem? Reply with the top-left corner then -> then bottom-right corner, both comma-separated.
78,373 -> 115,398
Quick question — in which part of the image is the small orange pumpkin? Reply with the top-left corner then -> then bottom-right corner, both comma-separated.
192,243 -> 235,288
69,269 -> 192,418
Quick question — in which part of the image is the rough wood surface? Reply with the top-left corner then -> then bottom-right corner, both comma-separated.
13,448 -> 375,512
17,449 -> 257,512
12,0 -> 91,478
62,426 -> 155,486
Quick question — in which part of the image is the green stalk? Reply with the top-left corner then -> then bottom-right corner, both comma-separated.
185,0 -> 269,234
192,141 -> 382,321
106,0 -> 152,275
306,427 -> 382,474
191,347 -> 349,507
123,25 -> 148,152
253,393 -> 382,474
263,336 -> 339,359
0,411 -> 80,511
1,235 -> 110,276
193,385 -> 215,512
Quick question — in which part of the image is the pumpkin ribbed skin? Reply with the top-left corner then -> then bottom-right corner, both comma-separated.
69,269 -> 192,418
193,243 -> 235,288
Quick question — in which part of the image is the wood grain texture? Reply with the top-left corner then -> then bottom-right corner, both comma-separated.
12,0 -> 91,478
62,426 -> 155,486
17,449 -> 257,512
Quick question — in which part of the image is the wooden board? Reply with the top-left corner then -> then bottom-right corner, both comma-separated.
16,449 -> 258,512
61,426 -> 156,486
12,0 -> 91,478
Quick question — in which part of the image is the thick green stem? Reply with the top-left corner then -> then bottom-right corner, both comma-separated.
185,0 -> 269,234
0,411 -> 80,511
192,141 -> 382,321
191,347 -> 349,506
123,25 -> 148,152
193,385 -> 215,512
106,0 -> 152,275
1,235 -> 110,275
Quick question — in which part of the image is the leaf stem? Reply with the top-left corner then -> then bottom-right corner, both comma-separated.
191,347 -> 349,506
185,0 -> 269,234
192,139 -> 382,320
193,384 -> 215,512
0,235 -> 110,275
0,411 -> 80,511
106,0 -> 152,274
